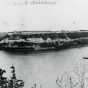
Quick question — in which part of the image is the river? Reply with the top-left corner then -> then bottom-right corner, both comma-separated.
0,47 -> 88,88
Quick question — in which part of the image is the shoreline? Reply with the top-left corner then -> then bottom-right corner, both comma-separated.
0,30 -> 88,53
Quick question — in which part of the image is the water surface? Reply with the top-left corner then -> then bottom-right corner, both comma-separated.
0,47 -> 88,88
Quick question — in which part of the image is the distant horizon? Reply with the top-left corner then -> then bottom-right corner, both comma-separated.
1,25 -> 88,32
1,29 -> 88,33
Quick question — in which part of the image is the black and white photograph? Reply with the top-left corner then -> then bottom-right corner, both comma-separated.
0,0 -> 88,88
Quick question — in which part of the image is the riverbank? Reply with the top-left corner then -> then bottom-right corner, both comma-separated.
0,30 -> 88,52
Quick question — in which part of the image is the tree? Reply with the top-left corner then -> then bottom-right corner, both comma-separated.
56,71 -> 79,88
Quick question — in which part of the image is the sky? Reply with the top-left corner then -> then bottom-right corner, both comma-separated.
0,0 -> 88,32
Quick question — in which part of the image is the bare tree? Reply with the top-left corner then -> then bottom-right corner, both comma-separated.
73,59 -> 86,88
30,82 -> 42,88
56,71 -> 79,88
